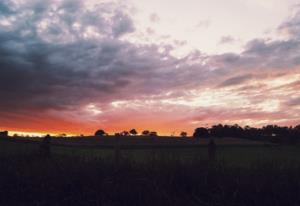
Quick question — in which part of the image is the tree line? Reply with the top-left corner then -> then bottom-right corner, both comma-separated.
193,124 -> 300,144
95,129 -> 158,137
94,124 -> 300,144
1,123 -> 299,144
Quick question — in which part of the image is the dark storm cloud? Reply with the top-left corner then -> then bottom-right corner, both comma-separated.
0,0 -> 214,114
0,0 -> 137,111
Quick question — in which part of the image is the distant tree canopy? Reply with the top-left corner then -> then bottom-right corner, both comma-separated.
120,131 -> 129,136
193,127 -> 209,138
193,124 -> 300,144
180,131 -> 187,137
210,124 -> 243,138
59,133 -> 67,137
142,130 -> 150,136
149,131 -> 158,137
95,129 -> 106,137
129,129 -> 138,136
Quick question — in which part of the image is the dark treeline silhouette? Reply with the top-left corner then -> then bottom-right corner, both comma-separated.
95,129 -> 107,137
193,124 -> 300,144
0,131 -> 8,138
129,129 -> 138,136
93,124 -> 300,144
95,129 -> 158,137
180,131 -> 187,137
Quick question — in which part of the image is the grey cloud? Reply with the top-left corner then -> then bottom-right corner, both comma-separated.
0,0 -> 215,116
278,9 -> 300,39
209,36 -> 300,73
218,74 -> 253,87
0,1 -> 137,112
112,11 -> 135,37
242,38 -> 300,69
286,97 -> 300,106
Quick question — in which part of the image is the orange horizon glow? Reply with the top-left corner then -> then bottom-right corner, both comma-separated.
1,124 -> 193,137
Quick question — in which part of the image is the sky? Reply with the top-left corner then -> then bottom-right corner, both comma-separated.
0,0 -> 300,136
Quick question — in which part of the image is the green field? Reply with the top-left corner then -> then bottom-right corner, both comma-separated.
0,137 -> 299,206
1,137 -> 299,167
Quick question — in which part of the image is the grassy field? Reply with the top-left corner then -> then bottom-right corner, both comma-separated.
1,137 -> 299,166
0,137 -> 299,205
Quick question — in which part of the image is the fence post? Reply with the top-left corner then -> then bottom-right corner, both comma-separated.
151,135 -> 157,164
208,138 -> 216,162
114,135 -> 121,168
40,134 -> 51,157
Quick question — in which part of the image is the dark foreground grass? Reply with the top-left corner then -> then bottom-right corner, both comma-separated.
0,140 -> 299,206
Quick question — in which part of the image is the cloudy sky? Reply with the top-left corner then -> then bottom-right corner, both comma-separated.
0,0 -> 300,136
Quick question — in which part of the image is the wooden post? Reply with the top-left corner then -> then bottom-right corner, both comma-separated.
40,134 -> 51,157
208,138 -> 216,162
151,135 -> 157,164
114,135 -> 121,168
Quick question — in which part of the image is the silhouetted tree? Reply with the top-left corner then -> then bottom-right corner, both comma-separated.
95,129 -> 106,137
180,131 -> 187,137
120,131 -> 129,136
0,131 -> 8,138
294,125 -> 300,131
142,130 -> 150,136
129,129 -> 138,136
149,131 -> 158,137
210,124 -> 224,137
262,125 -> 289,137
290,125 -> 300,144
193,123 -> 299,144
193,127 -> 209,138
209,124 -> 244,138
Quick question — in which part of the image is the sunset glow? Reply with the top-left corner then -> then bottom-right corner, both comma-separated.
0,0 -> 300,136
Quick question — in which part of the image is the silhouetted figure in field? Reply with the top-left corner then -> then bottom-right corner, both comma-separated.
208,138 -> 216,161
40,134 -> 51,157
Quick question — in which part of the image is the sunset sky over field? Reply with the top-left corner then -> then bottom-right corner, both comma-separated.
0,0 -> 300,136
